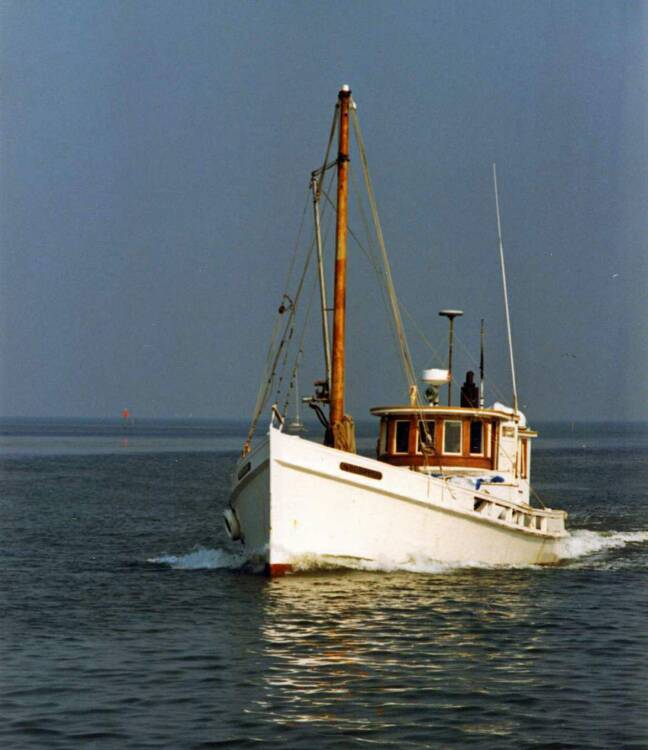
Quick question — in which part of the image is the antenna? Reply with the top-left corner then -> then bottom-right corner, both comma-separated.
438,309 -> 463,406
492,164 -> 518,414
479,319 -> 485,408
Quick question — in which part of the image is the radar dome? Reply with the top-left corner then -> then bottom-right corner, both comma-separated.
421,368 -> 450,386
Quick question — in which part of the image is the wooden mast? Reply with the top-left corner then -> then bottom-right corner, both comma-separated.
330,85 -> 351,438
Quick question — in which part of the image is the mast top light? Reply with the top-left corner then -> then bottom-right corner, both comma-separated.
439,309 -> 464,319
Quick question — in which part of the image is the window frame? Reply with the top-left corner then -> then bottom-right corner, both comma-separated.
442,419 -> 463,455
469,419 -> 485,456
392,419 -> 411,455
416,419 -> 436,454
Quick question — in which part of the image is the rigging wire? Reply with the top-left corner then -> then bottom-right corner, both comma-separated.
244,191 -> 310,432
399,303 -> 446,368
320,175 -> 404,385
350,104 -> 445,473
350,106 -> 417,393
284,192 -> 311,294
281,275 -> 319,419
319,170 -> 407,385
242,102 -> 340,455
314,104 -> 340,197
493,163 -> 519,415
452,331 -> 508,406
242,200 -> 317,454
275,175 -> 335,423
349,163 -> 402,345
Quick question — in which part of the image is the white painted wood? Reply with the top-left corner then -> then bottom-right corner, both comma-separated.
228,424 -> 568,571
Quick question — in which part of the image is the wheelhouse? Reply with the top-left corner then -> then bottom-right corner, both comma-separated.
370,405 -> 536,475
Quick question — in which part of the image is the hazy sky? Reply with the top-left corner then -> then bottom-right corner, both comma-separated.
1,0 -> 646,421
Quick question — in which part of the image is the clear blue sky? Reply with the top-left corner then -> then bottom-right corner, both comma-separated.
1,0 -> 646,421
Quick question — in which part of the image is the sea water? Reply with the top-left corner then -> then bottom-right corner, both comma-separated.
1,419 -> 647,749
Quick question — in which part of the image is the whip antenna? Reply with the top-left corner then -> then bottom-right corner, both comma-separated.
479,318 -> 485,408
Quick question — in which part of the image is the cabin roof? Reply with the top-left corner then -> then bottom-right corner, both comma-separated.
370,404 -> 525,422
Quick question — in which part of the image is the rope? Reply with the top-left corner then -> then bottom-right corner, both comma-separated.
493,163 -> 519,414
314,103 -> 339,197
350,107 -> 418,393
242,204 -> 317,455
349,164 -> 402,351
320,168 -> 411,395
350,105 -> 449,474
285,192 -> 311,294
281,276 -> 319,419
399,303 -> 446,367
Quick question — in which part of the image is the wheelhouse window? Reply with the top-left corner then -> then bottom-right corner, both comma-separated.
417,420 -> 436,453
394,420 -> 410,454
469,420 -> 484,455
443,420 -> 462,454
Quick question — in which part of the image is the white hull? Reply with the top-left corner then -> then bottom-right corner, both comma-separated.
229,426 -> 568,575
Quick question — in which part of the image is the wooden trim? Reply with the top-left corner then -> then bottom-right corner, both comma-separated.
340,462 -> 382,480
381,414 -> 499,470
462,419 -> 471,457
370,405 -> 518,421
408,415 -> 418,454
435,419 -> 443,455
382,454 -> 493,469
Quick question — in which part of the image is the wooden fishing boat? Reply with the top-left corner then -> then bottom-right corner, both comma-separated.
224,86 -> 569,575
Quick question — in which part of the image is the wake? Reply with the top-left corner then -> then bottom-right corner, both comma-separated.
557,529 -> 648,560
148,546 -> 246,570
148,530 -> 648,574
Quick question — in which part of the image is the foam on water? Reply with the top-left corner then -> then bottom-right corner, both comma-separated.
289,553 -> 453,575
148,530 -> 648,575
557,529 -> 648,559
148,546 -> 246,570
288,529 -> 648,574
289,551 -> 528,575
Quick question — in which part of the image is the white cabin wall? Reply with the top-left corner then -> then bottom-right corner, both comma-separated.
497,422 -> 518,475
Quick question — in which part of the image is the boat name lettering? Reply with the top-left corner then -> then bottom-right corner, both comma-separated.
339,462 -> 382,480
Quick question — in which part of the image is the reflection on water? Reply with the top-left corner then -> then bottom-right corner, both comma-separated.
252,571 -> 551,744
244,568 -> 648,748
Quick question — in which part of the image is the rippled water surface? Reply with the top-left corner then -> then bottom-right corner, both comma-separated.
1,420 -> 647,749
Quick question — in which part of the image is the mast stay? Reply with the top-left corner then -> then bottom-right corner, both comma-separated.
350,105 -> 418,396
492,162 -> 519,415
242,86 -> 420,455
